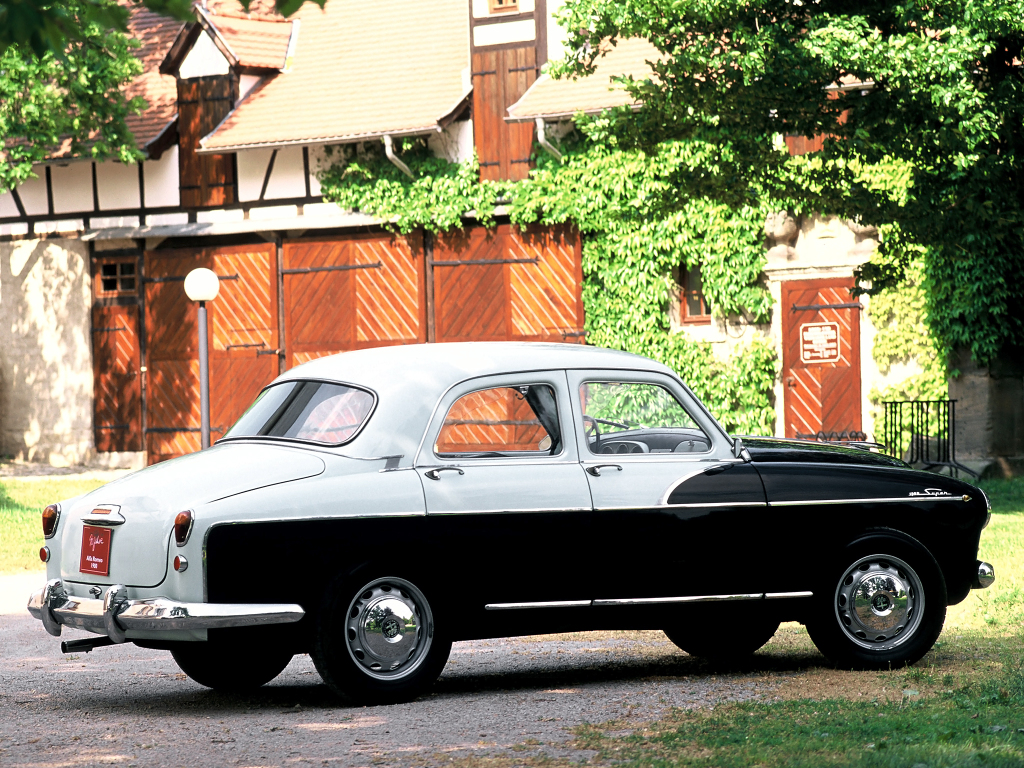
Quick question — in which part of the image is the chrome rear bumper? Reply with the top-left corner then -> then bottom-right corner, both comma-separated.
28,579 -> 305,642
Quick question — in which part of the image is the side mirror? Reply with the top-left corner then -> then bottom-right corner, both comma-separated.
732,437 -> 752,462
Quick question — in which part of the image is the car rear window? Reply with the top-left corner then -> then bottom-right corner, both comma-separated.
222,380 -> 375,445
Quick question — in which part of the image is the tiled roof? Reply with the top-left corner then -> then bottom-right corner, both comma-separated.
124,8 -> 182,149
507,38 -> 661,122
199,0 -> 470,152
200,9 -> 294,70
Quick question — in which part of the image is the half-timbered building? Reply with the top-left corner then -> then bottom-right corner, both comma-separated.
0,0 -> 584,467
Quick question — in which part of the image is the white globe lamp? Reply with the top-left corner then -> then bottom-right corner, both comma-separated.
184,268 -> 220,302
184,268 -> 220,449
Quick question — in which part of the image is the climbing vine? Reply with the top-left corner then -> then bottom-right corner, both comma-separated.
318,131 -> 777,435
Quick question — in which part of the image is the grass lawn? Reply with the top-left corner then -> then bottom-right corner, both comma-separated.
0,477 -> 110,573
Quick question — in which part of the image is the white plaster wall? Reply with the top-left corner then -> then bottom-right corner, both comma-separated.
16,173 -> 48,216
474,19 -> 536,47
143,146 -> 180,208
264,145 -> 307,199
95,161 -> 141,210
236,148 -> 276,202
547,0 -> 568,64
0,238 -> 94,464
178,31 -> 230,78
0,190 -> 19,218
428,120 -> 474,164
49,162 -> 93,215
239,74 -> 262,101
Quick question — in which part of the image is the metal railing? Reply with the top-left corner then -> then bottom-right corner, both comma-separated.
881,399 -> 977,478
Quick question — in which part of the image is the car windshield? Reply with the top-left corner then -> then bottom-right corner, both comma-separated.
221,380 -> 375,445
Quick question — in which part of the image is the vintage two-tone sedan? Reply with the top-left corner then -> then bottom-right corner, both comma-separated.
29,343 -> 995,703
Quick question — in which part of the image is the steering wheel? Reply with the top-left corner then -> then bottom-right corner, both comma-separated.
593,416 -> 630,430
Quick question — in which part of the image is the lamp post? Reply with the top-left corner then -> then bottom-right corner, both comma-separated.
183,268 -> 220,449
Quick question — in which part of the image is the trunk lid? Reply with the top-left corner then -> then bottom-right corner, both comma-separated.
60,442 -> 325,588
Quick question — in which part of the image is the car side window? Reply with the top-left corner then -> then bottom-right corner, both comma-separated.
579,381 -> 711,455
435,385 -> 561,457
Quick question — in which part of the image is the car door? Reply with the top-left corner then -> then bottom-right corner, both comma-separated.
416,371 -> 594,609
566,369 -> 770,602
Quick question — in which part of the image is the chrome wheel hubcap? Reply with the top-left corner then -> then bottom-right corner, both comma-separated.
835,554 -> 924,651
345,577 -> 433,680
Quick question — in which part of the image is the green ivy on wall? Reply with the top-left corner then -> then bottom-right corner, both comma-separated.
317,132 -> 778,434
866,256 -> 948,436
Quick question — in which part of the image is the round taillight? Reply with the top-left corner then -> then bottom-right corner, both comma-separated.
174,510 -> 193,547
41,504 -> 60,538
173,555 -> 188,572
40,546 -> 50,563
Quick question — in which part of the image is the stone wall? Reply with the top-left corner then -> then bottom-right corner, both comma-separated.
0,238 -> 94,465
949,347 -> 1024,477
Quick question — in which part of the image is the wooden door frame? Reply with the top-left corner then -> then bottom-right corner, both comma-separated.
780,276 -> 863,439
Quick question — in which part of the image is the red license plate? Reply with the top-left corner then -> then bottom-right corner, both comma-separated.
80,525 -> 112,577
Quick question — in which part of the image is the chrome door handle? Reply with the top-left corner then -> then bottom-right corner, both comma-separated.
424,466 -> 465,480
586,464 -> 622,477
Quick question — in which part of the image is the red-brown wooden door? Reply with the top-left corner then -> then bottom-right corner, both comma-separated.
782,278 -> 863,440
472,47 -> 537,181
92,305 -> 142,451
282,232 -> 426,368
144,244 -> 278,463
433,224 -> 584,343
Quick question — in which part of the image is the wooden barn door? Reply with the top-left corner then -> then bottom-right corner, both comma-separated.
282,232 -> 425,368
177,75 -> 237,208
91,305 -> 142,451
472,47 -> 537,181
782,278 -> 863,440
144,244 -> 278,463
433,224 -> 584,343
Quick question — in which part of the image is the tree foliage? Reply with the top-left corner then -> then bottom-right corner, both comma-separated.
0,0 -> 146,192
554,0 -> 1024,364
317,131 -> 778,435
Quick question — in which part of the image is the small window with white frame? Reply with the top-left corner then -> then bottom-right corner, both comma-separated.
489,0 -> 518,13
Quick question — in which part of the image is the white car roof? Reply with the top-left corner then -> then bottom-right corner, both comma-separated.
273,342 -> 676,459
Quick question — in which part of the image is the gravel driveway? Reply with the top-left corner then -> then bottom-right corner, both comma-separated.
0,575 -> 774,768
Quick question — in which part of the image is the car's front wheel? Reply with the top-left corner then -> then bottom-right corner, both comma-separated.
311,574 -> 451,705
171,641 -> 293,692
806,533 -> 946,670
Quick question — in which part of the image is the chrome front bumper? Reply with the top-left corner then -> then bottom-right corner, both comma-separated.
973,560 -> 995,590
28,579 -> 305,642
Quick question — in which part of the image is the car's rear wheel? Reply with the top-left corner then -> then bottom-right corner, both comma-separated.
311,574 -> 451,705
806,533 -> 946,669
171,642 -> 293,692
664,608 -> 780,661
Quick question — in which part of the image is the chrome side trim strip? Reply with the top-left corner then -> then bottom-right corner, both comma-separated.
484,600 -> 591,611
768,496 -> 968,507
593,593 -> 764,606
765,591 -> 814,599
594,501 -> 768,512
427,507 -> 593,515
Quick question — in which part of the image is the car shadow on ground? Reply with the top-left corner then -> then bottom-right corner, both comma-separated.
73,646 -> 834,716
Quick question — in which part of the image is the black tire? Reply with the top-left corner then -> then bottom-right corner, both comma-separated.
311,573 -> 451,705
171,642 -> 293,692
664,608 -> 781,661
806,532 -> 946,670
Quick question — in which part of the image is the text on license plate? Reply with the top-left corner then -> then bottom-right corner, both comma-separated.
80,525 -> 112,576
